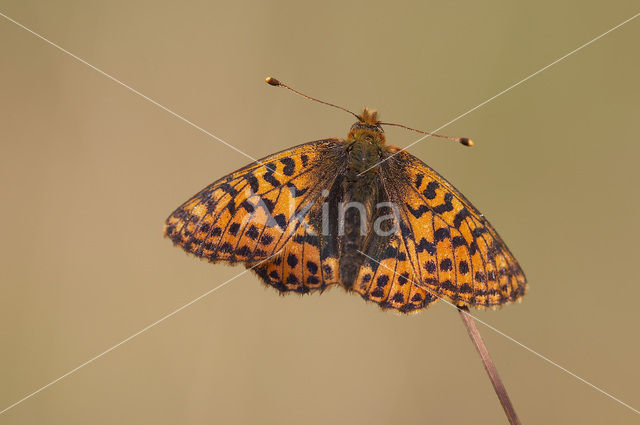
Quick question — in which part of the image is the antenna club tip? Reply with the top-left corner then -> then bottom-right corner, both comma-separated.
460,138 -> 474,147
265,77 -> 281,86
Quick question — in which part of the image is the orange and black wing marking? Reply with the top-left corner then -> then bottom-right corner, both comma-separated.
164,139 -> 347,264
353,150 -> 527,313
352,229 -> 437,314
249,200 -> 343,294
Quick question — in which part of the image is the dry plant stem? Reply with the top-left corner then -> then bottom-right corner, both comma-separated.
458,306 -> 522,425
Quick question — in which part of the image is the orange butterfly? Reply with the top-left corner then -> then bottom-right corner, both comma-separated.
164,78 -> 527,313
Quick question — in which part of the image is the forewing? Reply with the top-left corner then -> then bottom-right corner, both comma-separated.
164,139 -> 347,263
351,150 -> 527,313
375,150 -> 527,309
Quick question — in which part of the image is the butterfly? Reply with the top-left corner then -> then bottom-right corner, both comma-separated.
164,78 -> 527,314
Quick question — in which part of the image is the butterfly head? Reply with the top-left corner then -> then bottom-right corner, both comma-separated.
344,107 -> 387,177
347,107 -> 386,145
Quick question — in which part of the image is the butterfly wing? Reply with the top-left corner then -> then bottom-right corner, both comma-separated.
250,200 -> 343,294
164,139 -> 347,263
352,150 -> 527,312
351,228 -> 439,313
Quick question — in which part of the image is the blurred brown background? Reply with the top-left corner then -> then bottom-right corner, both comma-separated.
1,1 -> 639,424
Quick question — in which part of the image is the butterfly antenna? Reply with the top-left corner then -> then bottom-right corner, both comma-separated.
266,77 -> 360,121
379,121 -> 474,147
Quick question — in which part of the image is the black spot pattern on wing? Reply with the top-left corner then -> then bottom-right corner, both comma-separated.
249,202 -> 341,294
164,139 -> 347,264
372,150 -> 527,309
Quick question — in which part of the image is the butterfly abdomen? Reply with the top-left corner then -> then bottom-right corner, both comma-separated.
338,186 -> 378,288
338,133 -> 384,288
